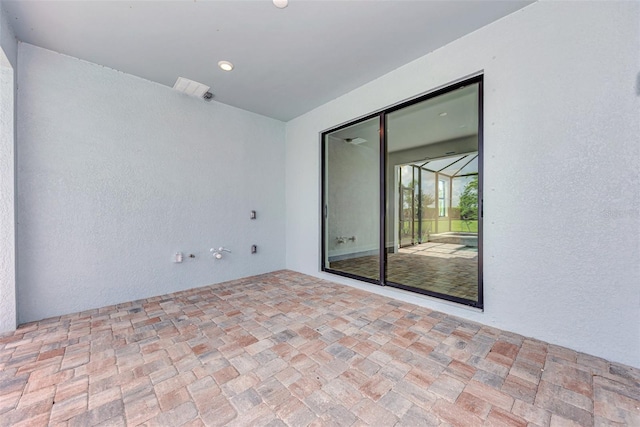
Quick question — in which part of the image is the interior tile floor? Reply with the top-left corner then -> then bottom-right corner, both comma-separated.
1,270 -> 638,426
330,243 -> 478,300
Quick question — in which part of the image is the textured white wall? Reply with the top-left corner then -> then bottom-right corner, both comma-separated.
326,136 -> 379,259
17,44 -> 286,323
285,1 -> 640,367
0,3 -> 17,333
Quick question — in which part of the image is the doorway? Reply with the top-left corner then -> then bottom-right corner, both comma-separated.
322,75 -> 483,308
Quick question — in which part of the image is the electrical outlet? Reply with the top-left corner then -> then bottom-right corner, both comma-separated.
251,245 -> 257,254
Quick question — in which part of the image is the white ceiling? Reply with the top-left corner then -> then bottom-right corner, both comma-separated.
387,83 -> 479,151
2,0 -> 532,121
331,82 -> 479,153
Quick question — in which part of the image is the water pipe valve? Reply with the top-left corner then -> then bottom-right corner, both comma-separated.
210,247 -> 232,259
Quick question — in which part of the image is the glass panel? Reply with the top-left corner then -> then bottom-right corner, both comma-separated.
419,169 -> 436,243
386,83 -> 480,303
323,117 -> 380,280
452,175 -> 479,232
439,155 -> 471,177
422,156 -> 463,173
438,177 -> 448,217
456,155 -> 478,176
399,165 -> 415,247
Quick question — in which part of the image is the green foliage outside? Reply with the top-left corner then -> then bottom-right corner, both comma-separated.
459,176 -> 479,232
399,174 -> 479,241
401,182 -> 435,222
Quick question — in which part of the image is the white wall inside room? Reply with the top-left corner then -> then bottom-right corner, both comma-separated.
17,43 -> 286,323
0,4 -> 18,333
285,1 -> 640,368
325,135 -> 379,260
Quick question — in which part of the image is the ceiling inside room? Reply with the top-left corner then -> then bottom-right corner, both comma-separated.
331,83 -> 479,153
2,0 -> 533,121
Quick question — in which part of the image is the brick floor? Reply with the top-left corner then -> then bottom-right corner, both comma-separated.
330,244 -> 478,301
0,270 -> 639,426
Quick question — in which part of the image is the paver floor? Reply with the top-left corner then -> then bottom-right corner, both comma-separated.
330,243 -> 478,301
0,270 -> 638,426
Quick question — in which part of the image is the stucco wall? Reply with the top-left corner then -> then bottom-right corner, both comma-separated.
0,3 -> 17,333
285,1 -> 640,367
325,135 -> 379,260
17,43 -> 286,323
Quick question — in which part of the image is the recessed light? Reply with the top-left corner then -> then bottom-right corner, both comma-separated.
273,0 -> 288,8
218,60 -> 234,71
439,112 -> 447,117
345,137 -> 367,145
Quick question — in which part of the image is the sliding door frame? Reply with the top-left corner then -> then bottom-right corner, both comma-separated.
321,74 -> 484,309
320,112 -> 383,286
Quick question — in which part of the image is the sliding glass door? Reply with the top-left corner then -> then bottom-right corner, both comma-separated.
322,76 -> 483,308
322,117 -> 381,282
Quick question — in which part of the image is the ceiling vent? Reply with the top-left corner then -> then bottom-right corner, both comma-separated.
173,77 -> 211,99
345,137 -> 367,145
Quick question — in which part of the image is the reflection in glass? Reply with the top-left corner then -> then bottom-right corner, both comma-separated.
386,83 -> 480,302
321,77 -> 482,307
323,117 -> 380,280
